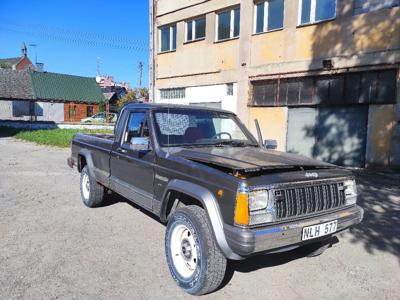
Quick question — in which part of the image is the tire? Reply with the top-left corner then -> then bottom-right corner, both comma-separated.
80,165 -> 105,208
165,205 -> 227,295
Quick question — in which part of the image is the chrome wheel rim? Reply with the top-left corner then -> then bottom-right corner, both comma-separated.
82,173 -> 90,199
170,224 -> 198,278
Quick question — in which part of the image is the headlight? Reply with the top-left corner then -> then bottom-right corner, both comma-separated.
248,189 -> 276,225
248,190 -> 268,211
344,179 -> 357,205
234,184 -> 276,226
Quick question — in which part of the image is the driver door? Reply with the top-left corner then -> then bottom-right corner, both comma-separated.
110,110 -> 155,210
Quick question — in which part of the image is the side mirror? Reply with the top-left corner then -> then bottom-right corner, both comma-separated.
264,139 -> 277,150
130,137 -> 150,151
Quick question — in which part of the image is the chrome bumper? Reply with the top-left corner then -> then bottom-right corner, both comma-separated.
224,205 -> 364,257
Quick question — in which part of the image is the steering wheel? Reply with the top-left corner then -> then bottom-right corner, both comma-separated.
211,132 -> 232,140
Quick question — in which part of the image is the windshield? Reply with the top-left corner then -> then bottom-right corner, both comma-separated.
153,108 -> 258,147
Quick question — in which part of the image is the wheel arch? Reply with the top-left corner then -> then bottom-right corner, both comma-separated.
77,149 -> 96,179
161,179 -> 242,260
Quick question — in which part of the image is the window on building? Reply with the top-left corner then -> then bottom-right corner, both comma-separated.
69,105 -> 77,120
226,83 -> 234,96
255,0 -> 285,33
160,88 -> 186,99
354,0 -> 399,15
251,69 -> 397,107
87,106 -> 94,117
216,7 -> 240,41
186,16 -> 206,42
12,101 -> 31,117
253,81 -> 277,106
160,24 -> 177,52
299,0 -> 337,25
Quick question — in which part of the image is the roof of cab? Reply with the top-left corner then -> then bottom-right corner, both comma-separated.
123,102 -> 235,114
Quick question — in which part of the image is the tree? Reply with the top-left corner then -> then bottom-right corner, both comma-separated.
98,100 -> 106,112
0,62 -> 11,69
116,87 -> 149,109
137,87 -> 149,100
117,90 -> 137,108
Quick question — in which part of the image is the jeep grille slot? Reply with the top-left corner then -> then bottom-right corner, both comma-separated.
274,182 -> 345,220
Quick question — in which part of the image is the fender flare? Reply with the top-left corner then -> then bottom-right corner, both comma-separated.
77,149 -> 96,179
161,179 -> 243,260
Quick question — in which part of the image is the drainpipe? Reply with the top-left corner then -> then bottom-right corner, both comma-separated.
149,0 -> 156,103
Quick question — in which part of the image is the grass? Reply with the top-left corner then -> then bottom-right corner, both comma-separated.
0,127 -> 113,148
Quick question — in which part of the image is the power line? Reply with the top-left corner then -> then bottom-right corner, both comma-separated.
1,22 -> 148,47
0,22 -> 149,52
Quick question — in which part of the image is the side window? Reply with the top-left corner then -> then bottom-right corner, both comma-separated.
160,24 -> 177,52
216,7 -> 240,41
299,0 -> 336,25
124,112 -> 149,143
255,0 -> 285,34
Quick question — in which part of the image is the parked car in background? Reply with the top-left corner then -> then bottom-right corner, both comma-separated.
81,112 -> 117,123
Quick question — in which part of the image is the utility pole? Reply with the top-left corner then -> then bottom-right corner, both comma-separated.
138,62 -> 143,87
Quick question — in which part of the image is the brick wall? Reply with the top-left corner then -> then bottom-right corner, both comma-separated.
64,102 -> 99,122
15,57 -> 33,70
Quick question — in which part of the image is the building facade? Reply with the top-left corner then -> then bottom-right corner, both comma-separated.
0,69 -> 104,123
150,0 -> 400,168
0,43 -> 33,70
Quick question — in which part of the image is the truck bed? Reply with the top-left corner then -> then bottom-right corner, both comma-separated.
72,133 -> 114,150
71,133 -> 115,187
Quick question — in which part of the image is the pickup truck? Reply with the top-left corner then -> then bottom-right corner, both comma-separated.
68,103 -> 363,295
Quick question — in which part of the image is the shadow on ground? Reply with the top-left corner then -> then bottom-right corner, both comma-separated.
349,170 -> 400,261
0,127 -> 24,138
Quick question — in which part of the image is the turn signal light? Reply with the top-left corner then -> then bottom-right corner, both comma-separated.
235,191 -> 249,226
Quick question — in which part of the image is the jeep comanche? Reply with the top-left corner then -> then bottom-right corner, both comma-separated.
68,103 -> 364,295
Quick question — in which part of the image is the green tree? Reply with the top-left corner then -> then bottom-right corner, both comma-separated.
117,90 -> 137,108
0,62 -> 11,69
137,87 -> 149,100
98,100 -> 106,112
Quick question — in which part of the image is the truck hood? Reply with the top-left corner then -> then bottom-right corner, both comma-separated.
175,147 -> 335,173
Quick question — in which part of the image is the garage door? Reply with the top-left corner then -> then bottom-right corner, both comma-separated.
287,106 -> 368,167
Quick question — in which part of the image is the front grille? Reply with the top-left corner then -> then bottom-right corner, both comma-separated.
274,182 -> 346,220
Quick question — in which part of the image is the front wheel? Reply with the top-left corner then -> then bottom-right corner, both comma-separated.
165,206 -> 227,295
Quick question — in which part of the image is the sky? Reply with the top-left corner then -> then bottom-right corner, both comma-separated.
0,0 -> 149,88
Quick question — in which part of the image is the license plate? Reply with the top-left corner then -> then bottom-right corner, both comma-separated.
302,220 -> 338,241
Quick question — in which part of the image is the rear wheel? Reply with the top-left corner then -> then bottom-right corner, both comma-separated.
80,165 -> 104,207
165,205 -> 227,295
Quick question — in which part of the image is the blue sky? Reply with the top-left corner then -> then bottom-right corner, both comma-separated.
0,0 -> 149,87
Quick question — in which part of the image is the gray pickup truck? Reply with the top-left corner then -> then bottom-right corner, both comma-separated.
68,103 -> 363,295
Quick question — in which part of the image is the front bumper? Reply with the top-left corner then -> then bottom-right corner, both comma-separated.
224,205 -> 364,257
